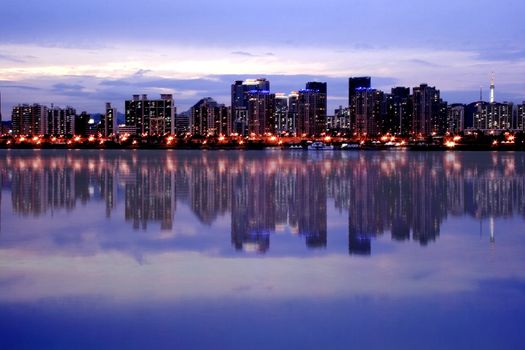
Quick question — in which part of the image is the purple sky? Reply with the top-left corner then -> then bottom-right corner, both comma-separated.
1,0 -> 525,117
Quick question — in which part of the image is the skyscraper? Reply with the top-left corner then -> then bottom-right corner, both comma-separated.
247,90 -> 275,135
11,104 -> 48,136
287,91 -> 299,134
231,79 -> 270,135
274,93 -> 289,134
0,91 -> 3,131
102,103 -> 117,137
47,105 -> 76,136
474,102 -> 514,130
354,88 -> 384,136
447,104 -> 465,134
125,94 -> 175,136
411,84 -> 446,136
349,77 -> 371,107
75,111 -> 91,137
327,106 -> 351,132
518,102 -> 525,131
384,87 -> 411,135
296,82 -> 327,136
190,97 -> 231,136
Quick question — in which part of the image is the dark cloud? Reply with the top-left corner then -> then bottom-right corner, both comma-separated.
0,80 -> 41,90
0,53 -> 27,63
133,69 -> 152,77
52,83 -> 85,91
231,51 -> 255,57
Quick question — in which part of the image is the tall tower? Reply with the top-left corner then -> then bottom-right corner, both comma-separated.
490,73 -> 495,104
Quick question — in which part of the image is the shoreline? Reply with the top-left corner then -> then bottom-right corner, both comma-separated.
0,144 -> 523,151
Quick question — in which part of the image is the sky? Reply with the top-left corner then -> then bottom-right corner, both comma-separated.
1,0 -> 525,117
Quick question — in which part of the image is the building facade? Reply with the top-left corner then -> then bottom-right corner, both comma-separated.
190,97 -> 231,136
384,87 -> 411,135
247,90 -> 275,135
102,103 -> 117,137
447,104 -> 465,134
473,101 -> 514,131
412,84 -> 446,136
349,77 -> 371,107
518,102 -> 525,131
231,79 -> 270,135
354,88 -> 384,136
125,94 -> 175,136
274,93 -> 289,134
11,104 -> 48,135
47,106 -> 76,136
296,82 -> 327,136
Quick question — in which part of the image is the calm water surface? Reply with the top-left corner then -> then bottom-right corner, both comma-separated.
0,149 -> 524,349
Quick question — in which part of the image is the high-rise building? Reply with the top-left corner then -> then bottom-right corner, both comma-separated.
473,101 -> 514,130
354,88 -> 385,136
47,105 -> 76,136
384,87 -> 411,135
190,97 -> 231,136
287,91 -> 299,134
349,77 -> 371,107
447,104 -> 465,134
327,106 -> 351,132
0,91 -> 3,130
247,90 -> 275,135
101,103 -> 117,137
306,81 -> 327,94
274,93 -> 289,134
75,111 -> 91,137
296,82 -> 327,136
11,104 -> 48,136
411,84 -> 446,136
175,111 -> 190,135
518,102 -> 525,131
231,79 -> 270,135
124,94 -> 175,136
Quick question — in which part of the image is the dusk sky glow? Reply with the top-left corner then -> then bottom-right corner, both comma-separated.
1,0 -> 525,116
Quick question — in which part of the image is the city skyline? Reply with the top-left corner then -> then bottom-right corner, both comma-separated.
1,0 -> 525,116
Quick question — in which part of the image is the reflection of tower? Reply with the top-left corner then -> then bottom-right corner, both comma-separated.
101,167 -> 116,218
11,164 -> 77,216
297,167 -> 327,248
189,157 -> 231,225
490,217 -> 495,244
124,165 -> 175,230
490,73 -> 495,104
231,166 -> 275,253
410,156 -> 444,245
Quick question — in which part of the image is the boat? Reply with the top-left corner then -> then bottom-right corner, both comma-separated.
341,143 -> 361,150
307,141 -> 334,150
288,144 -> 304,150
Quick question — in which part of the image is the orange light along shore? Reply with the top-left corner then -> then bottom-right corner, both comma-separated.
1,132 -> 524,151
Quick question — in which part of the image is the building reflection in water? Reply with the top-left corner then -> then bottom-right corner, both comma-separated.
2,150 -> 525,254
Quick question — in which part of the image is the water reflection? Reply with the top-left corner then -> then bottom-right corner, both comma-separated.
2,150 -> 524,254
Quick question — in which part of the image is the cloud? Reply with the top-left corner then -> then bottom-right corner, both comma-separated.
0,53 -> 27,63
231,51 -> 276,57
133,69 -> 152,77
52,83 -> 85,91
0,80 -> 41,90
407,59 -> 444,68
475,48 -> 525,62
231,51 -> 255,57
